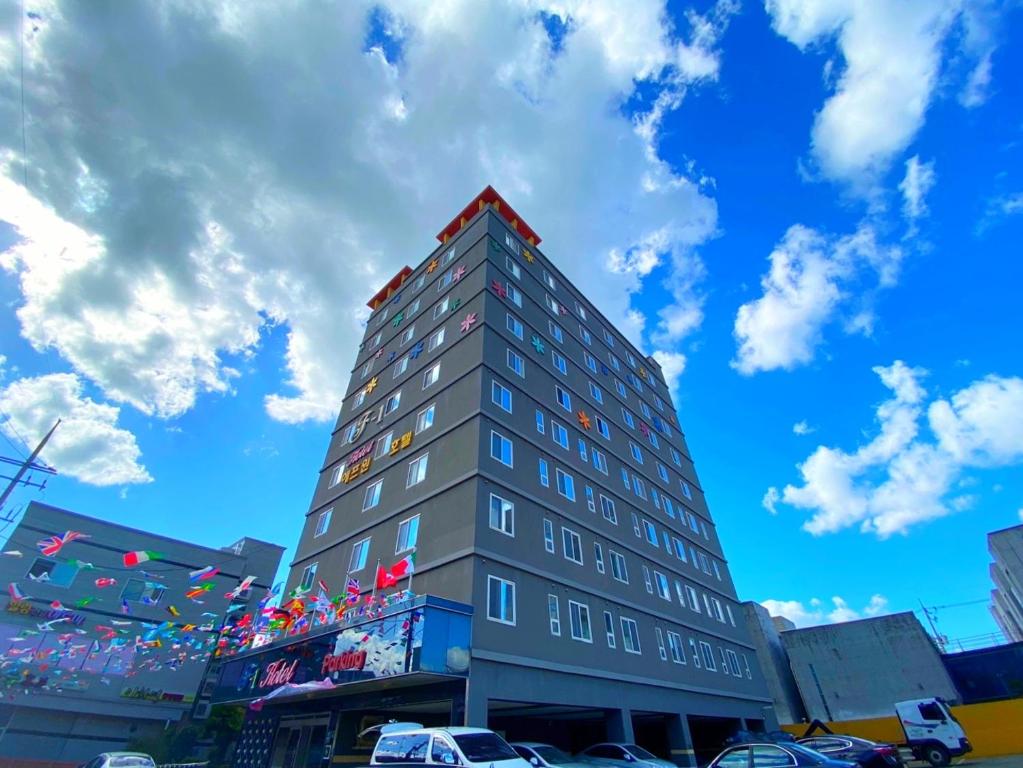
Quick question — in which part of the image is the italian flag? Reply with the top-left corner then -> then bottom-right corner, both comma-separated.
376,552 -> 416,589
123,550 -> 161,567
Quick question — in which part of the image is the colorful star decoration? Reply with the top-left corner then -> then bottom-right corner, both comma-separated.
409,341 -> 425,359
450,297 -> 462,310
391,311 -> 404,327
460,313 -> 478,333
374,349 -> 383,359
426,259 -> 439,273
387,351 -> 397,362
639,421 -> 650,437
531,335 -> 545,354
639,367 -> 648,379
364,376 -> 379,394
577,411 -> 592,430
452,265 -> 466,282
391,292 -> 402,305
559,304 -> 568,315
523,249 -> 535,263
491,280 -> 507,298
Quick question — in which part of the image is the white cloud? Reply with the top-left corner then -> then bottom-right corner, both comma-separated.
762,486 -> 781,515
1018,508 -> 1023,523
793,420 -> 815,435
764,0 -> 996,188
0,373 -> 151,486
899,155 -> 937,221
731,223 -> 901,374
651,349 -> 686,403
977,192 -> 1023,235
0,1 -> 733,425
768,361 -> 1023,537
760,593 -> 890,628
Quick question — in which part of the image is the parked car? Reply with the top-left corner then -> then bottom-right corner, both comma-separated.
512,743 -> 598,768
796,736 -> 903,768
368,723 -> 530,768
706,742 -> 857,767
576,743 -> 675,768
80,754 -> 156,768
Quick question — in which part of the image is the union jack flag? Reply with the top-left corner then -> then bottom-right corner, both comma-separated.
346,577 -> 360,602
36,531 -> 88,557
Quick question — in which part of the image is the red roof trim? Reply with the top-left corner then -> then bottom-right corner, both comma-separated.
436,185 -> 542,246
367,265 -> 413,309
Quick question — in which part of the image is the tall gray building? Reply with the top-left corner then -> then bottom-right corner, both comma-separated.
0,501 -> 283,762
214,188 -> 773,768
989,523 -> 1023,642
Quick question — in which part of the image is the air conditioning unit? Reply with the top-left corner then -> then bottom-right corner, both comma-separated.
193,701 -> 212,720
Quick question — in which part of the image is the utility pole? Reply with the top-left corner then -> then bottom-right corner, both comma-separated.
918,598 -> 947,652
0,418 -> 60,517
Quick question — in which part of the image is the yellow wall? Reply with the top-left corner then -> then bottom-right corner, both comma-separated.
779,698 -> 1023,758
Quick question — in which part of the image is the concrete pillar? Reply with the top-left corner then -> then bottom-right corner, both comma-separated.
667,714 -> 696,768
606,708 -> 634,743
464,683 -> 489,727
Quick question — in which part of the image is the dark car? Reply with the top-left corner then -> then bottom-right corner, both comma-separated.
796,737 -> 903,768
707,742 -> 857,767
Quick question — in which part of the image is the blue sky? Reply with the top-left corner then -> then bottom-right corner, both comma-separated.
1,0 -> 1021,646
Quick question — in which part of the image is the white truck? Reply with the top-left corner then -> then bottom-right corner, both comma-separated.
363,723 -> 532,768
803,697 -> 971,767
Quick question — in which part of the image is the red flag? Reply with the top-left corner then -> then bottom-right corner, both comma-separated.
375,553 -> 416,589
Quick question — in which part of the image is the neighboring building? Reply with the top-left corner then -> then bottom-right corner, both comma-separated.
989,523 -> 1023,643
0,501 -> 283,763
742,602 -> 805,724
213,187 -> 773,768
942,641 -> 1023,704
781,612 -> 958,722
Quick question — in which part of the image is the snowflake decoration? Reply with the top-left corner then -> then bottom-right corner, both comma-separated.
531,335 -> 545,354
452,265 -> 466,282
491,280 -> 507,298
577,411 -> 592,430
426,259 -> 439,273
460,313 -> 478,333
364,376 -> 379,394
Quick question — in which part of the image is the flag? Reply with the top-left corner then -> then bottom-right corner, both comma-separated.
36,531 -> 88,557
123,550 -> 161,567
188,566 -> 219,582
346,577 -> 360,602
8,583 -> 25,600
225,575 -> 256,599
317,578 -> 329,595
375,552 -> 416,590
95,578 -> 117,588
167,605 -> 180,617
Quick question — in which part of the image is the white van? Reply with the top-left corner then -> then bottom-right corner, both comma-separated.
370,723 -> 531,768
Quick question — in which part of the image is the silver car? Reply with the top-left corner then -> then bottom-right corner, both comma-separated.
577,743 -> 675,768
512,743 -> 598,768
80,754 -> 156,768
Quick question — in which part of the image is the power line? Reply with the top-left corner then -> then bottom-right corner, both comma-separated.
19,0 -> 29,189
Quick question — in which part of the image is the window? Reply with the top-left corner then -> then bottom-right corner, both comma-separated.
507,313 -> 523,339
648,432 -> 660,449
726,604 -> 736,626
654,395 -> 664,411
437,268 -> 454,291
622,408 -> 635,428
700,641 -> 716,670
433,296 -> 450,319
369,331 -> 382,349
543,269 -> 557,291
582,351 -> 597,373
545,293 -> 561,315
384,390 -> 401,414
626,351 -> 636,368
589,381 -> 603,404
657,463 -> 669,483
604,328 -> 615,346
26,558 -> 78,589
378,307 -> 389,325
506,256 -> 521,279
487,576 -> 516,625
489,494 -> 514,536
655,628 -> 667,660
395,515 -> 420,553
328,464 -> 344,488
406,298 -> 420,319
552,351 -> 567,375
428,326 -> 446,351
423,363 -> 441,389
314,508 -> 332,537
592,449 -> 608,475
548,594 -> 561,636
299,563 -> 318,592
413,273 -> 426,291
642,565 -> 653,593
578,438 -> 588,462
543,518 -> 555,552
621,617 -> 641,654
406,454 -> 429,487
700,551 -> 712,574
400,325 -> 415,346
655,571 -> 671,601
349,537 -> 371,572
575,302 -> 587,320
492,380 -> 512,412
668,632 -> 685,664
507,349 -> 524,377
686,584 -> 700,612
431,739 -> 456,767
539,458 -> 549,487
599,494 -> 617,524
569,601 -> 592,642
585,484 -> 595,512
681,480 -> 693,500
363,479 -> 383,510
555,385 -> 571,411
393,355 -> 410,378
743,654 -> 753,679
664,496 -> 675,519
726,648 -> 742,676
416,404 -> 435,433
651,489 -> 661,510
675,580 -> 687,607
610,550 -> 628,583
354,389 -> 367,408
361,360 -> 372,379
490,431 -> 513,467
712,597 -> 726,623
376,431 -> 394,458
631,512 -> 642,537
672,537 -> 688,562
562,528 -> 583,564
690,638 -> 702,668
669,448 -> 682,467
443,246 -> 456,264
556,468 -> 576,501
615,379 -> 627,398
632,475 -> 646,499
604,611 -> 616,648
629,441 -> 644,463
595,415 -> 610,440
552,421 -> 569,449
643,520 -> 658,547
750,746 -> 794,767
504,232 -> 520,254
594,542 -> 605,573
507,285 -> 523,307
549,321 -> 563,343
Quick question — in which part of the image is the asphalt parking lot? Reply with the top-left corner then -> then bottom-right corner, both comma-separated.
943,757 -> 1023,767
